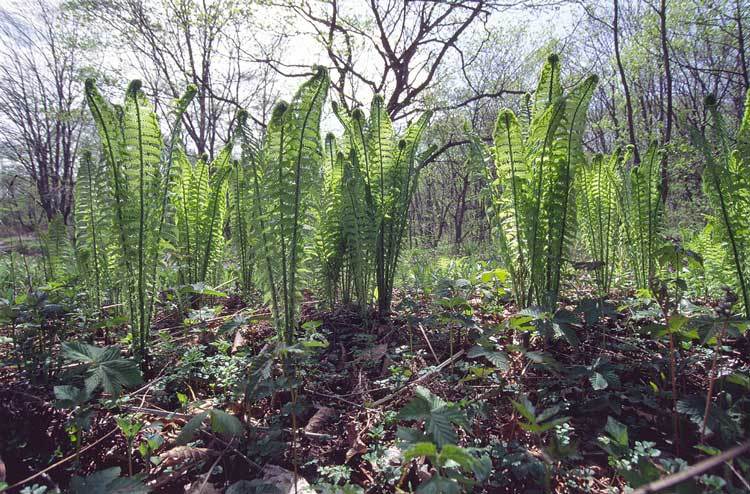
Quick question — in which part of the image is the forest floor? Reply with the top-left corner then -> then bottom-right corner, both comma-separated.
1,289 -> 749,493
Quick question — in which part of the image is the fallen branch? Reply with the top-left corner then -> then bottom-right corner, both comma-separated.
631,440 -> 750,494
119,406 -> 334,441
369,350 -> 465,408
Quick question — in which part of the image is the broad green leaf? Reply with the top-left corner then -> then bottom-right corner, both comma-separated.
590,372 -> 609,390
467,345 -> 510,371
439,444 -> 476,471
209,409 -> 244,438
175,411 -> 209,445
397,386 -> 467,448
404,442 -> 437,460
604,416 -> 628,447
69,467 -> 149,494
416,475 -> 461,494
511,396 -> 536,424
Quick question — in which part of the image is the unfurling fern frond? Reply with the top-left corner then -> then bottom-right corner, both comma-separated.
85,79 -> 196,357
486,54 -> 596,311
577,150 -> 622,297
619,144 -> 663,290
74,151 -> 112,308
692,91 -> 750,315
242,67 -> 329,342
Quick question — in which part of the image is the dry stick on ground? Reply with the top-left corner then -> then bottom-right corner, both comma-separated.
417,322 -> 440,364
196,438 -> 233,494
369,350 -> 465,408
118,406 -> 334,441
631,440 -> 750,494
701,318 -> 728,441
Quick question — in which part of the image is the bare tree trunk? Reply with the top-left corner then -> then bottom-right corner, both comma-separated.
614,0 -> 640,164
738,0 -> 749,93
454,172 -> 470,248
659,0 -> 673,203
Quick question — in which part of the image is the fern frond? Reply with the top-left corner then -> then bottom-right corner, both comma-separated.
693,91 -> 750,315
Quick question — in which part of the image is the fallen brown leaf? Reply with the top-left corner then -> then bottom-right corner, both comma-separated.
158,446 -> 214,468
304,406 -> 336,433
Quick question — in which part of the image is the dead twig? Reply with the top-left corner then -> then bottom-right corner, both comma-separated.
370,350 -> 465,408
631,440 -> 750,494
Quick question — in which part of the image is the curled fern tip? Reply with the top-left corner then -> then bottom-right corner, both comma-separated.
271,101 -> 288,122
127,80 -> 143,96
236,109 -> 248,125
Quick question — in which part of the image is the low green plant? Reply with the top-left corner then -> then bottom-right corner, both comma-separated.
396,386 -> 490,492
68,466 -> 149,493
511,395 -> 572,492
115,415 -> 144,476
597,416 -> 664,488
61,341 -> 142,396
175,407 -> 243,445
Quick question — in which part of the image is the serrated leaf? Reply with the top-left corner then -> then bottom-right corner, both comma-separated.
604,416 -> 628,447
62,341 -> 102,363
54,385 -> 90,408
175,409 -> 243,445
397,386 -> 467,448
69,467 -> 149,494
396,426 -> 429,444
62,341 -> 141,397
209,409 -> 243,438
589,372 -> 609,390
511,396 -> 536,423
467,345 -> 509,371
176,411 -> 209,445
439,444 -> 476,471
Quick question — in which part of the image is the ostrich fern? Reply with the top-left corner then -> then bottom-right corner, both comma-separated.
333,96 -> 432,314
691,91 -> 750,316
314,133 -> 350,306
487,54 -> 597,310
172,148 -> 231,285
228,116 -> 254,295
74,151 -> 112,308
577,150 -> 623,297
85,79 -> 195,358
618,144 -> 663,290
40,213 -> 72,282
239,68 -> 329,343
